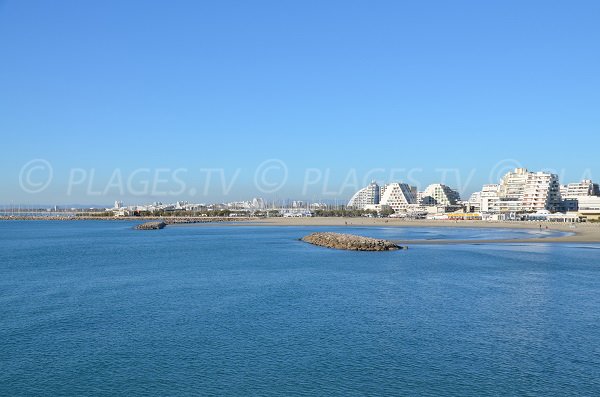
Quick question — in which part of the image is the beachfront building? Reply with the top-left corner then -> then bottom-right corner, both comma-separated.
347,181 -> 381,209
498,168 -> 529,200
468,191 -> 482,212
561,179 -> 600,197
470,168 -> 530,215
379,183 -> 418,213
560,180 -> 600,211
480,184 -> 501,213
419,184 -> 460,206
577,196 -> 600,221
521,172 -> 562,213
471,168 -> 563,214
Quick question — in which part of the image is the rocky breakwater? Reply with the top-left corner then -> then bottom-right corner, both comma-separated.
301,232 -> 405,251
135,221 -> 167,230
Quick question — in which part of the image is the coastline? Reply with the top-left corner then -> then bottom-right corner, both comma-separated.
2,216 -> 600,244
247,217 -> 600,244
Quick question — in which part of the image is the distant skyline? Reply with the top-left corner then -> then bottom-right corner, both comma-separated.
1,1 -> 599,204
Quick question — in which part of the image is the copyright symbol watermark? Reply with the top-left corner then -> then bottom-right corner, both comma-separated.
19,159 -> 53,194
489,158 -> 523,184
254,159 -> 288,194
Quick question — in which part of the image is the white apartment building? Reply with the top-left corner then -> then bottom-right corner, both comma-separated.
498,168 -> 529,200
420,184 -> 460,206
480,184 -> 501,213
561,179 -> 600,197
468,191 -> 482,212
379,183 -> 418,213
496,199 -> 523,213
577,196 -> 600,221
521,172 -> 561,212
473,169 -> 562,214
347,181 -> 381,209
560,180 -> 600,211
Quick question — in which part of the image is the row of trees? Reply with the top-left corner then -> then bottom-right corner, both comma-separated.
314,208 -> 381,217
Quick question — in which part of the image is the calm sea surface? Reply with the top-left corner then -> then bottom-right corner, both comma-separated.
1,221 -> 599,396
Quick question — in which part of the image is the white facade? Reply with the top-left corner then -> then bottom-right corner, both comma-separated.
521,172 -> 561,212
468,191 -> 482,212
577,196 -> 600,221
379,183 -> 417,213
480,184 -> 500,213
473,169 -> 563,214
498,168 -> 529,200
561,179 -> 600,198
347,181 -> 380,209
560,180 -> 599,211
578,196 -> 600,211
420,184 -> 460,206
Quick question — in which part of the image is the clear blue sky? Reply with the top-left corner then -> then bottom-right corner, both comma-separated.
1,0 -> 599,205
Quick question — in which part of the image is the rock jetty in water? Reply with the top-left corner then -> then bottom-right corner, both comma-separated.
301,232 -> 404,251
135,221 -> 167,230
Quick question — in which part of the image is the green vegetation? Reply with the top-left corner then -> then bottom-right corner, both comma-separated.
75,212 -> 113,217
313,208 -> 378,217
380,207 -> 396,217
253,210 -> 282,217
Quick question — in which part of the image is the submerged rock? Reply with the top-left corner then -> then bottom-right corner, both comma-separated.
301,232 -> 405,251
135,221 -> 167,230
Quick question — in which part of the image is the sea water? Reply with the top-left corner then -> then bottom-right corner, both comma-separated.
1,221 -> 599,396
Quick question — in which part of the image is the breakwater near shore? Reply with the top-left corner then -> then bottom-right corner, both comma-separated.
302,232 -> 404,251
135,221 -> 167,230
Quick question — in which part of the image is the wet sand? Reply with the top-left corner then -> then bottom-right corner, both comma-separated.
247,217 -> 600,244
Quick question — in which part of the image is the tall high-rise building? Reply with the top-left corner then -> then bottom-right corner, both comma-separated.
420,184 -> 460,206
472,168 -> 563,214
347,181 -> 380,209
379,183 -> 417,213
498,168 -> 529,200
521,172 -> 562,212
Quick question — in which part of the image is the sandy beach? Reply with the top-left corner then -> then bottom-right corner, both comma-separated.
246,217 -> 600,244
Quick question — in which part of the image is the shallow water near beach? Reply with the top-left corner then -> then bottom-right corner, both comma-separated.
1,221 -> 600,395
